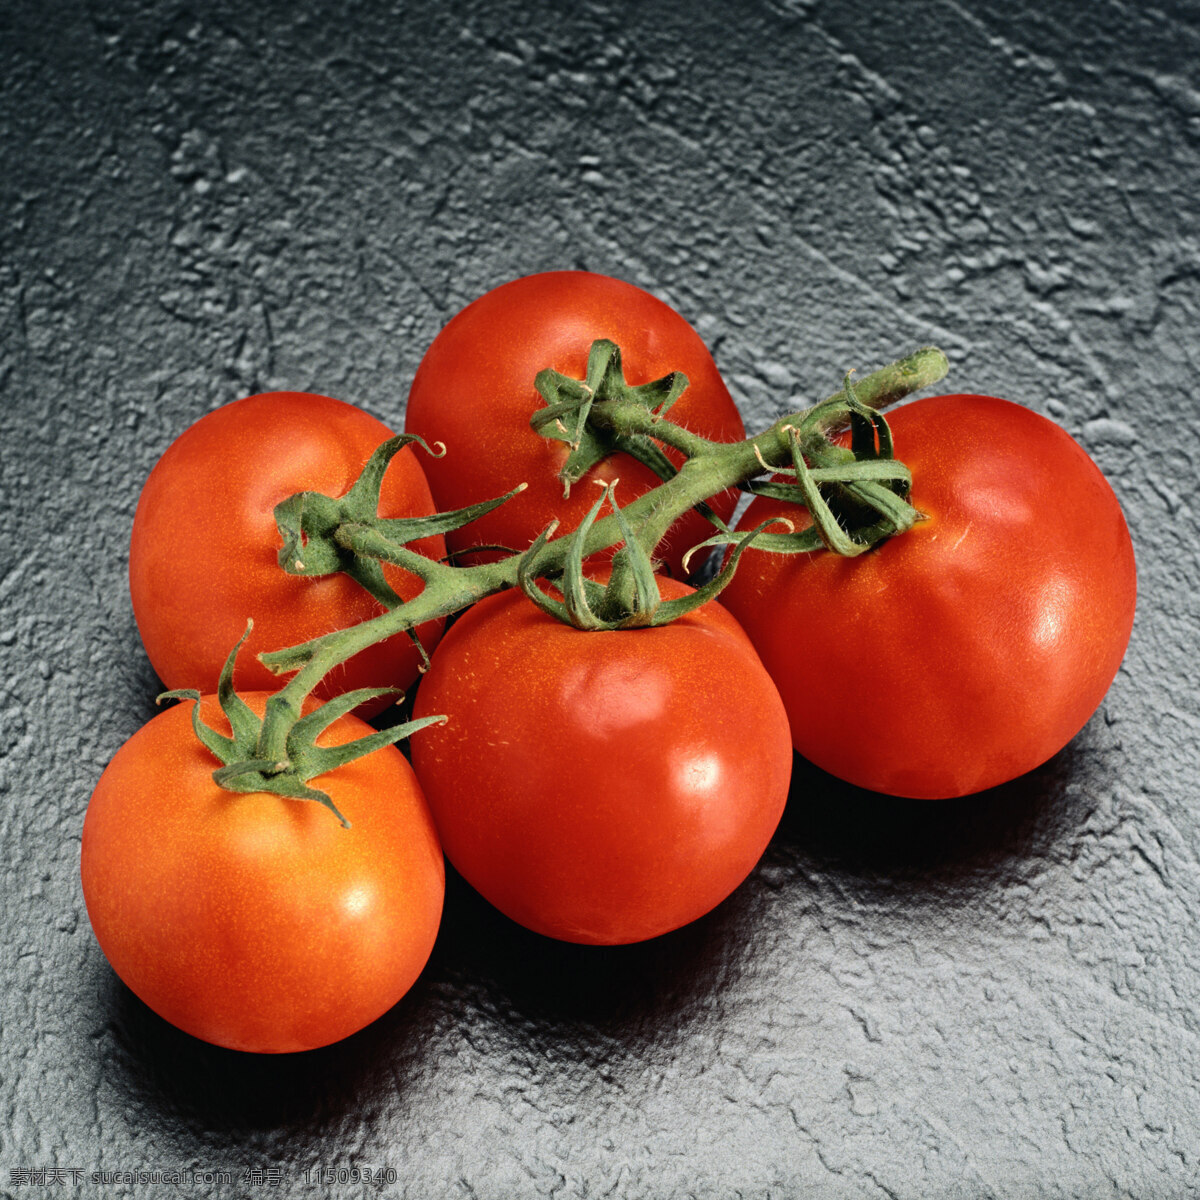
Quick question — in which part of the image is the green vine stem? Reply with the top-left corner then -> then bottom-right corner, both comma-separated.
248,345 -> 948,769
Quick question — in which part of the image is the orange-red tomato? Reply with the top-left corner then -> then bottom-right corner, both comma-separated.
130,392 -> 443,710
404,272 -> 745,578
721,394 -> 1138,799
81,694 -> 444,1053
410,578 -> 792,944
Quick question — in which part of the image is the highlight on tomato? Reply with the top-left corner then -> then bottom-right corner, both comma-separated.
409,574 -> 793,945
129,391 -> 445,713
80,692 -> 445,1054
720,393 -> 1137,800
403,271 -> 746,579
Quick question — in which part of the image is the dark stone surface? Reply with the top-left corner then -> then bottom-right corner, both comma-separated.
2,0 -> 1198,1196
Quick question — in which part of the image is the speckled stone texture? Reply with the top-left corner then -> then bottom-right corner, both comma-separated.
2,0 -> 1198,1196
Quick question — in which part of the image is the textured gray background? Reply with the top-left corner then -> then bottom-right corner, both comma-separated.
2,0 -> 1198,1197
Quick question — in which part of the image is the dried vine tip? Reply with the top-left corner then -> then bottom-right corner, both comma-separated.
679,544 -> 706,577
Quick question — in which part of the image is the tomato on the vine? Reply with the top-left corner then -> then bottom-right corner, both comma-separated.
129,391 -> 444,710
403,272 -> 745,579
409,577 -> 792,945
721,394 -> 1137,799
81,693 -> 444,1053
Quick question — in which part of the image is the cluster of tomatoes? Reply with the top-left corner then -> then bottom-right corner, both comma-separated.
80,273 -> 1137,1054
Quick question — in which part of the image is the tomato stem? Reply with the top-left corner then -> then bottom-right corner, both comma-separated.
251,344 -> 947,764
141,342 -> 949,791
241,345 -> 945,777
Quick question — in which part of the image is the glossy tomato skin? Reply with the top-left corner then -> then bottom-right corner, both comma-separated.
403,272 -> 745,578
410,579 -> 792,945
81,694 -> 444,1053
721,394 -> 1137,800
130,392 -> 444,711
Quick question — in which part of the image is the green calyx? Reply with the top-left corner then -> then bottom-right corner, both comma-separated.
530,344 -> 925,569
762,372 -> 925,556
274,433 -> 527,667
688,373 -> 925,562
159,623 -> 445,827
530,339 -> 689,496
275,432 -> 527,603
516,480 -> 789,631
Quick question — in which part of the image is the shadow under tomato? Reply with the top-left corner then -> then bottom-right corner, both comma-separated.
97,868 -> 752,1134
99,958 -> 445,1136
427,859 -> 761,1030
770,737 -> 1088,888
96,730 -> 1101,1137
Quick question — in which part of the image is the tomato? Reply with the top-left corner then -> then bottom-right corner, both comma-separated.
403,272 -> 746,579
409,577 -> 792,944
81,693 -> 444,1053
130,392 -> 444,711
720,394 -> 1137,799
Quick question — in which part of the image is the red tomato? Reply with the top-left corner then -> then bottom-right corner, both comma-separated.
409,578 -> 792,944
130,392 -> 444,711
403,272 -> 745,578
81,693 -> 444,1053
721,394 -> 1137,799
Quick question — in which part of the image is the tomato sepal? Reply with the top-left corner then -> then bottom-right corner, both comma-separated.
530,338 -> 691,496
779,375 -> 925,555
274,433 -> 524,605
160,624 -> 447,828
273,437 -> 527,678
332,481 -> 528,585
680,521 -> 824,561
692,374 -> 927,561
517,481 -> 791,632
274,433 -> 429,582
